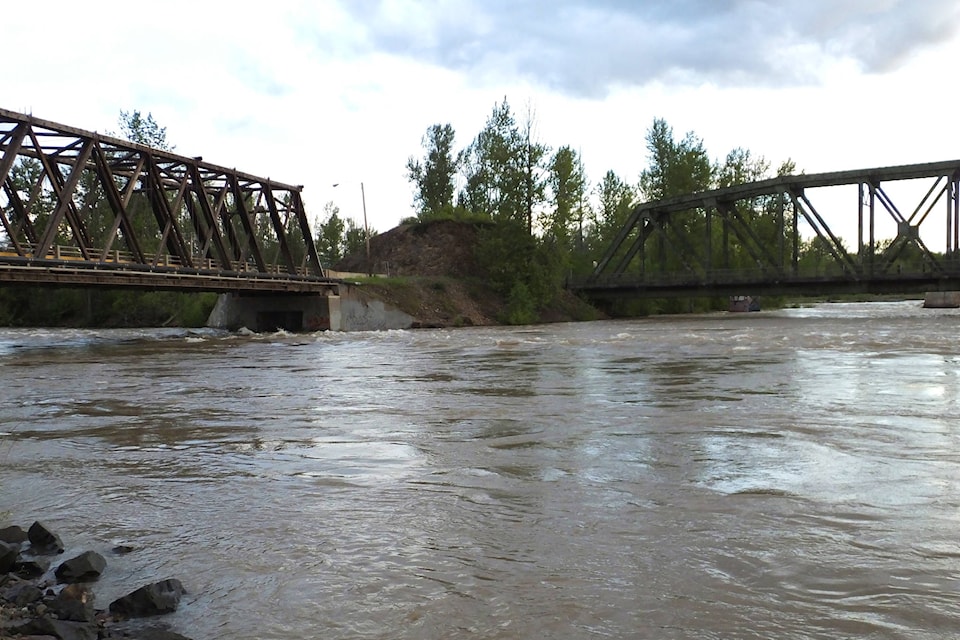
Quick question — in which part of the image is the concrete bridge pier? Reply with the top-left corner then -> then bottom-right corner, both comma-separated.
207,292 -> 342,332
206,284 -> 417,332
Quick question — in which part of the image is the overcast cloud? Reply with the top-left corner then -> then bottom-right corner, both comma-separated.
330,0 -> 960,96
4,1 -> 960,236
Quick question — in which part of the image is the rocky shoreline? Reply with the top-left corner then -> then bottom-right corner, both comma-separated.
0,522 -> 191,640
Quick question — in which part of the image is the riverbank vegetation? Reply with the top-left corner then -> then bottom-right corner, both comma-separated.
395,99 -> 797,322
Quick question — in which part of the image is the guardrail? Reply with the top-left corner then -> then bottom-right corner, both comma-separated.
0,243 -> 318,278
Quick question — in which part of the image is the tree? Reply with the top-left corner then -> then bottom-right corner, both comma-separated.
639,118 -> 712,200
593,170 -> 635,244
315,201 -> 346,266
111,110 -> 179,255
715,147 -> 770,189
517,103 -> 550,234
406,123 -> 460,219
459,98 -> 550,234
345,218 -> 376,259
459,98 -> 523,221
543,145 -> 587,247
636,119 -> 713,275
118,110 -> 173,151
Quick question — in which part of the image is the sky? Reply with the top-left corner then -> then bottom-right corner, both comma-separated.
4,0 -> 960,243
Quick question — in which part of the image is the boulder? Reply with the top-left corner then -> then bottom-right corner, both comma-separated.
27,521 -> 64,554
55,551 -> 106,583
0,525 -> 28,544
2,581 -> 43,606
0,540 -> 18,573
14,557 -> 50,578
8,616 -> 98,640
47,583 -> 96,622
105,623 -> 195,640
108,579 -> 185,618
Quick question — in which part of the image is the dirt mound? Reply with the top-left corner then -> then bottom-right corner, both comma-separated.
333,218 -> 601,328
334,219 -> 486,278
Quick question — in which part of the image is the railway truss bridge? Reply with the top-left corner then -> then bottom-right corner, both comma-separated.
0,107 -> 335,295
570,159 -> 960,303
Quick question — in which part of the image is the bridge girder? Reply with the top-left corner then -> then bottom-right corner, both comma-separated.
0,107 -> 328,291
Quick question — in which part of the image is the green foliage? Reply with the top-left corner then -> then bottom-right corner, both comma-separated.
503,281 -> 537,325
345,218 -> 375,258
474,219 -> 567,324
474,219 -> 537,296
639,118 -> 713,200
316,201 -> 346,266
543,145 -> 588,249
118,110 -> 173,151
458,99 -> 550,232
407,124 -> 460,218
0,288 -> 216,327
590,170 -> 636,255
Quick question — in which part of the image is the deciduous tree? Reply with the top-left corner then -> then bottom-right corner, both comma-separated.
406,124 -> 460,219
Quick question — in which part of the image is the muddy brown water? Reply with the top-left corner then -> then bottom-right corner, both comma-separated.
1,301 -> 959,639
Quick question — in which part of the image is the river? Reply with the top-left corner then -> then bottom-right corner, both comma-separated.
1,301 -> 959,639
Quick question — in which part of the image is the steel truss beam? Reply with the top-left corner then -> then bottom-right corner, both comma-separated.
0,107 -> 327,291
581,159 -> 960,298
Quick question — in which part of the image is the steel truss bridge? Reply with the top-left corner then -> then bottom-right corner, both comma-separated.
0,108 -> 335,294
570,159 -> 960,301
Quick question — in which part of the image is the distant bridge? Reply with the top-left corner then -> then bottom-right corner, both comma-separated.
571,159 -> 960,301
0,107 -> 336,295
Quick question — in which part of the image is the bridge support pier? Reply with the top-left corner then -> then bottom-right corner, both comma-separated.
923,291 -> 960,308
207,292 -> 342,332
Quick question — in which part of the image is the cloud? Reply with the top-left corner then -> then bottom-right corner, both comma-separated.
329,0 -> 960,96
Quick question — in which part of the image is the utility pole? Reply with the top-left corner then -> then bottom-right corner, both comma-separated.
361,182 -> 371,276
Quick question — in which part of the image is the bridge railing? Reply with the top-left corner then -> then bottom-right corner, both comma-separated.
567,259 -> 960,290
0,243 -> 321,278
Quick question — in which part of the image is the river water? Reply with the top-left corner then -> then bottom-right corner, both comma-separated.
1,301 -> 959,639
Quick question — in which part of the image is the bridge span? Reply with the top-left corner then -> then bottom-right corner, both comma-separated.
571,159 -> 960,302
0,107 -> 335,295
0,107 -> 347,329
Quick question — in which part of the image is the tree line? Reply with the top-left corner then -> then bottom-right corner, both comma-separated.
400,98 -> 946,321
401,98 -> 801,320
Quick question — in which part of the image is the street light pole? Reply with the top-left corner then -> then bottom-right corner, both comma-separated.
333,181 -> 373,277
360,182 -> 371,277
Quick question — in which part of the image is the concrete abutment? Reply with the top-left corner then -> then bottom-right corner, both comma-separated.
206,284 -> 415,332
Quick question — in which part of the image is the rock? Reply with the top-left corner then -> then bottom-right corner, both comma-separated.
3,582 -> 43,606
27,522 -> 64,555
55,551 -> 106,583
108,579 -> 185,618
110,545 -> 135,555
0,525 -> 28,544
0,540 -> 18,573
103,622 -> 195,640
8,615 -> 99,640
47,584 -> 96,622
15,557 -> 50,578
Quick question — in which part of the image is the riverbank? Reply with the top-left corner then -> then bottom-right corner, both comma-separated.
1,521 -> 190,640
345,275 -> 603,328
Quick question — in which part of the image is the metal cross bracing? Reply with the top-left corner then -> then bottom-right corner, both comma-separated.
0,107 -> 332,293
572,160 -> 960,300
